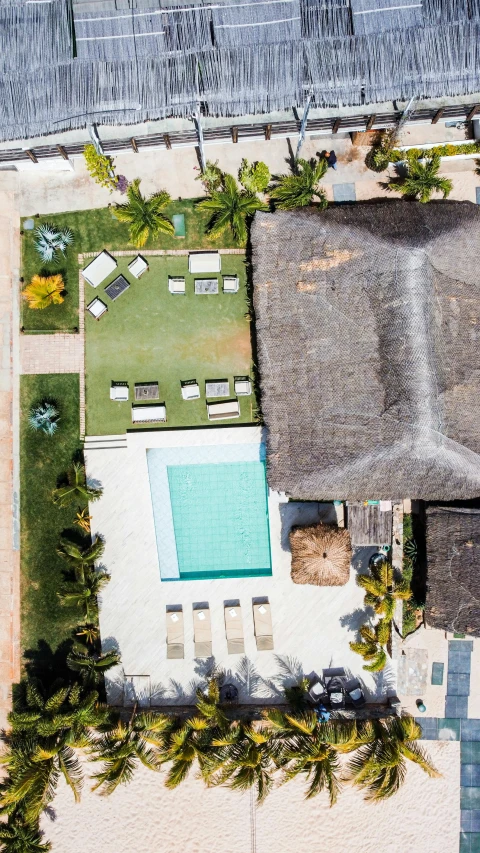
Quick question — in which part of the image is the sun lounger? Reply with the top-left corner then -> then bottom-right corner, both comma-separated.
110,382 -> 129,401
166,609 -> 184,659
253,602 -> 274,651
207,400 -> 240,420
224,605 -> 245,655
86,297 -> 108,319
131,404 -> 166,423
82,251 -> 117,287
128,255 -> 149,279
188,251 -> 221,273
193,607 -> 212,658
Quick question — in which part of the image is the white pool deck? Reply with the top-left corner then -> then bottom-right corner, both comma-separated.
85,426 -> 394,707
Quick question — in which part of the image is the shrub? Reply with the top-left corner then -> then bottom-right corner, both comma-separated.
195,159 -> 224,194
390,140 -> 480,163
238,158 -> 271,193
22,274 -> 65,310
28,401 -> 59,436
34,223 -> 73,264
83,144 -> 118,192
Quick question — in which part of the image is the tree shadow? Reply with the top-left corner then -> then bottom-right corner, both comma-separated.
22,638 -> 75,687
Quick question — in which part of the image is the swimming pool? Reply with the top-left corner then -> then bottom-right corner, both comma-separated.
167,461 -> 272,579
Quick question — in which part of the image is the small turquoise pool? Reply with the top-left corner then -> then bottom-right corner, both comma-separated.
167,461 -> 272,579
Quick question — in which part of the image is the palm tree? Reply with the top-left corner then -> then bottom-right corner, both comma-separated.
265,711 -> 360,805
113,178 -> 174,247
196,173 -> 268,245
357,558 -> 411,621
91,709 -> 171,795
205,722 -> 275,803
58,567 -> 110,623
349,619 -> 390,672
56,535 -> 105,582
346,716 -> 440,801
67,649 -> 121,686
52,461 -> 102,508
386,153 -> 453,202
74,507 -> 92,533
2,680 -> 109,821
22,276 -> 64,311
269,157 -> 328,210
0,815 -> 51,852
75,623 -> 100,646
28,402 -> 59,437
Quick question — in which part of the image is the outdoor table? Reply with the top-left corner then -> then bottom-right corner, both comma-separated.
104,274 -> 130,301
134,382 -> 159,401
205,380 -> 230,398
194,278 -> 219,294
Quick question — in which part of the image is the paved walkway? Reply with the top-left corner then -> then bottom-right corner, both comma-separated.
0,191 -> 20,727
20,332 -> 83,375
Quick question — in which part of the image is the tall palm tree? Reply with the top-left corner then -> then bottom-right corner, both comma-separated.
56,535 -> 105,582
0,815 -> 51,852
357,558 -> 411,621
113,178 -> 174,247
67,649 -> 121,686
265,711 -> 360,805
205,722 -> 275,803
386,153 -> 453,202
269,157 -> 328,210
58,567 -> 110,623
91,709 -> 170,795
52,461 -> 102,508
2,680 -> 109,821
346,716 -> 440,801
349,619 -> 390,672
197,173 -> 268,245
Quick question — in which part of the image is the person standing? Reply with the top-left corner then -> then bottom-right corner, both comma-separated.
325,150 -> 337,170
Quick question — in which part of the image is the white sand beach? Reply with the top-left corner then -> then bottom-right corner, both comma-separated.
42,741 -> 459,853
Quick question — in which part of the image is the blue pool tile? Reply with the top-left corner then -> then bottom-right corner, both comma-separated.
416,717 -> 438,739
438,719 -> 461,740
460,832 -> 480,852
462,812 -> 480,833
463,722 -> 480,742
448,673 -> 471,696
445,696 -> 469,718
462,766 -> 480,787
461,789 -> 480,810
449,653 -> 473,675
463,744 -> 480,763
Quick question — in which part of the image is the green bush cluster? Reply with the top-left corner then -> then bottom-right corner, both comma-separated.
389,140 -> 480,162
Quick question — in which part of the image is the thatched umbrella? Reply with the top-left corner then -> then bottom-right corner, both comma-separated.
289,523 -> 352,586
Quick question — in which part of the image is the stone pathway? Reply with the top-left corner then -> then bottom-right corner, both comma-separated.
0,191 -> 20,728
20,333 -> 83,375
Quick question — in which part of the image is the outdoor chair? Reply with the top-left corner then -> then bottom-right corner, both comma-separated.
128,255 -> 149,279
234,377 -> 252,396
344,677 -> 366,707
307,677 -> 326,706
168,276 -> 186,294
82,251 -> 117,288
166,609 -> 184,660
110,382 -> 129,401
253,602 -> 274,651
181,380 -> 200,400
86,297 -> 108,320
224,604 -> 245,655
207,400 -> 240,420
326,677 -> 345,710
223,275 -> 239,293
193,607 -> 212,658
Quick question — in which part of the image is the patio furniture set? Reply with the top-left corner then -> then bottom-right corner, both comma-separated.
110,376 -> 252,423
84,250 -> 148,319
166,600 -> 273,660
307,667 -> 366,712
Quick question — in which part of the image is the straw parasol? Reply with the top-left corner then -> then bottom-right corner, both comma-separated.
289,523 -> 352,586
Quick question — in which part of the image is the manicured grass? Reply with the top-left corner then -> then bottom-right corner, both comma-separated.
21,200 -> 238,332
85,255 -> 256,435
20,374 -> 84,663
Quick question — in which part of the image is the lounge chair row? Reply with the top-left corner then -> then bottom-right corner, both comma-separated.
111,377 -> 251,402
111,400 -> 241,423
166,601 -> 274,659
168,275 -> 239,295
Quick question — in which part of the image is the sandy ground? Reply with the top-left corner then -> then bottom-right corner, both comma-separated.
41,741 -> 459,853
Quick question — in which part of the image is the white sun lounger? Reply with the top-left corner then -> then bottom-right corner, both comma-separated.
193,607 -> 212,658
131,404 -> 166,423
224,605 -> 245,655
253,602 -> 274,651
166,609 -> 184,659
188,251 -> 221,273
207,400 -> 240,420
82,251 -> 117,288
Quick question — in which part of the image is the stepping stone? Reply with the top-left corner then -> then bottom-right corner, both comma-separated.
461,789 -> 480,810
462,743 -> 480,763
462,721 -> 480,742
449,652 -> 472,674
462,811 -> 480,832
462,766 -> 480,787
445,695 -> 469,718
416,717 -> 438,739
438,719 -> 461,740
448,672 -> 472,696
333,182 -> 356,203
460,832 -> 480,853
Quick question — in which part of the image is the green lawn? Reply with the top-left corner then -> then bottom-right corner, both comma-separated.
20,375 -> 84,665
85,255 -> 257,435
21,200 -> 239,332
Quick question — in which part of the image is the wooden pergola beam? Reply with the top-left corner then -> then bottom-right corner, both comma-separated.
467,105 -> 480,121
332,118 -> 341,133
163,133 -> 172,150
264,124 -> 272,141
365,114 -> 376,131
231,126 -> 238,143
56,145 -> 68,160
25,149 -> 37,163
432,108 -> 444,124
130,137 -> 138,153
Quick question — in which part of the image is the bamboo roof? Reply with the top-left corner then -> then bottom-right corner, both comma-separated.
290,523 -> 352,586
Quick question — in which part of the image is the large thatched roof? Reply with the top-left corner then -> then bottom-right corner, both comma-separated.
252,203 -> 480,500
290,523 -> 352,585
425,506 -> 480,636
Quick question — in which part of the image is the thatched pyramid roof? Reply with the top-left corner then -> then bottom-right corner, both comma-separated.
290,523 -> 352,586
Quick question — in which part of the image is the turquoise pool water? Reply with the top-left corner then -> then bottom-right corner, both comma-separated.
167,461 -> 272,579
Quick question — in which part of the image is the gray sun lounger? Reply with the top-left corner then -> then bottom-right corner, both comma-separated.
193,607 -> 212,658
166,609 -> 184,659
224,604 -> 245,655
253,602 -> 274,651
